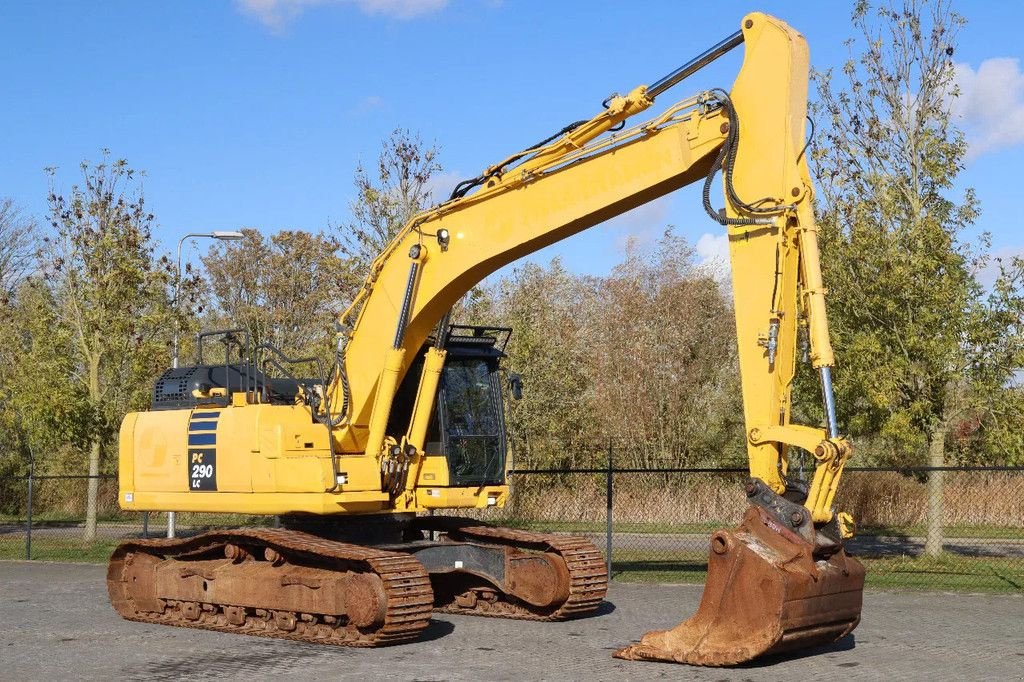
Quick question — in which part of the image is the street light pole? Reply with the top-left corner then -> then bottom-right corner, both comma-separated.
167,230 -> 244,538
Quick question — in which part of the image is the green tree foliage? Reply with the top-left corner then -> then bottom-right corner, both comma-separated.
0,198 -> 36,301
0,198 -> 41,481
340,128 -> 442,268
812,0 -> 1024,467
483,230 -> 742,468
202,229 -> 357,362
0,281 -> 89,485
490,258 -> 597,464
41,153 -> 177,539
589,231 -> 744,468
812,0 -> 1024,555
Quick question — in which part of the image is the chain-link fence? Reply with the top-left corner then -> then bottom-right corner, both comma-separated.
3,463 -> 1022,592
0,474 -> 274,562
485,462 -> 1024,592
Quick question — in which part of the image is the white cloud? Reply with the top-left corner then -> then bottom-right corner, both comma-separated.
354,94 -> 384,113
235,0 -> 317,31
606,197 -> 671,233
355,0 -> 448,18
423,170 -> 465,204
953,58 -> 1024,161
694,231 -> 730,284
600,196 -> 672,252
236,0 -> 447,31
976,246 -> 1024,289
696,231 -> 729,260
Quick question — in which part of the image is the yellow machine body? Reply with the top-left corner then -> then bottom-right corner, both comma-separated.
119,401 -> 507,515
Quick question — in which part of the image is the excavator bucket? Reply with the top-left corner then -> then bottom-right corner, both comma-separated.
615,504 -> 865,667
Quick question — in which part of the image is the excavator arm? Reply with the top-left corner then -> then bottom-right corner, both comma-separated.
329,12 -> 851,528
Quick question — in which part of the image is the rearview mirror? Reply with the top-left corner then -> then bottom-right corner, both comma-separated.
508,373 -> 523,401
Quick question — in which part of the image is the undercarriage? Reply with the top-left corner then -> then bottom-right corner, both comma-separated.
106,516 -> 608,646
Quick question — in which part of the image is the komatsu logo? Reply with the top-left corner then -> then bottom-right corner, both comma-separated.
187,411 -> 219,491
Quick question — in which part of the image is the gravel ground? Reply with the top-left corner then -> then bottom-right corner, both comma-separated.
1,560 -> 1022,681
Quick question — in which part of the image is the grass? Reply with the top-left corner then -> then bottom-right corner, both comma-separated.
862,554 -> 1024,592
0,537 -> 122,563
0,512 -> 274,527
857,524 -> 1024,540
501,470 -> 1024,531
500,518 -> 726,535
9,514 -> 1017,542
609,550 -> 709,585
0,512 -> 134,524
498,517 -> 1024,541
607,550 -> 1024,593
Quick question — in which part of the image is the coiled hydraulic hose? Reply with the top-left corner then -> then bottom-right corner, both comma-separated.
702,89 -> 793,226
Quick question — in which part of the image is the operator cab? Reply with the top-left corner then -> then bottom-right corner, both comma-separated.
388,325 -> 513,487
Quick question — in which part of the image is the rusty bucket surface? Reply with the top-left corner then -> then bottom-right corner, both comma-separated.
614,506 -> 864,667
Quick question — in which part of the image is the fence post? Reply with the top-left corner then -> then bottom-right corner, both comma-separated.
142,511 -> 149,539
25,468 -> 33,561
606,439 -> 613,579
924,425 -> 948,557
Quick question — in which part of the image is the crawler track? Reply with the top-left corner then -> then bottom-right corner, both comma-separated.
415,517 -> 608,621
107,528 -> 433,647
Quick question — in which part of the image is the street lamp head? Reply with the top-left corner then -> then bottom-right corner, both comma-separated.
212,231 -> 245,241
173,230 -> 245,368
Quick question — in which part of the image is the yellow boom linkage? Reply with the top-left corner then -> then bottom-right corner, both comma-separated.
328,14 -> 853,524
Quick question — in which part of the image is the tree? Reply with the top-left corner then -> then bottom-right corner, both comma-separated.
42,153 -> 177,540
491,259 -> 597,466
0,199 -> 38,479
0,198 -> 36,301
0,279 -> 90,479
202,229 -> 357,362
339,129 -> 442,268
812,1 -> 1024,555
483,230 -> 743,469
589,231 -> 743,468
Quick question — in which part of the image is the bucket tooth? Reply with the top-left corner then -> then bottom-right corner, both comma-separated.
614,506 -> 864,667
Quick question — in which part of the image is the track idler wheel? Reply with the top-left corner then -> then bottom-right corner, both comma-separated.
615,506 -> 865,667
344,573 -> 389,629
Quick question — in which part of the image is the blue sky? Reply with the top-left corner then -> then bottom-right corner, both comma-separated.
3,1 -> 1023,277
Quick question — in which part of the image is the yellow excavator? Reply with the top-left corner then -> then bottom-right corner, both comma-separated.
108,12 -> 864,666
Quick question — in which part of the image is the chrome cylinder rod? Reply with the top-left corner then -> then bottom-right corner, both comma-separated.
393,245 -> 423,349
819,366 -> 839,439
647,30 -> 744,99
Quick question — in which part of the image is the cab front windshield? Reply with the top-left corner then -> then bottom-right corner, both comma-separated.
441,357 -> 504,485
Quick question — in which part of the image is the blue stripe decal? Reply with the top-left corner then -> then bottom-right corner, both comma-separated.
188,422 -> 218,432
188,433 -> 217,446
191,411 -> 220,420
